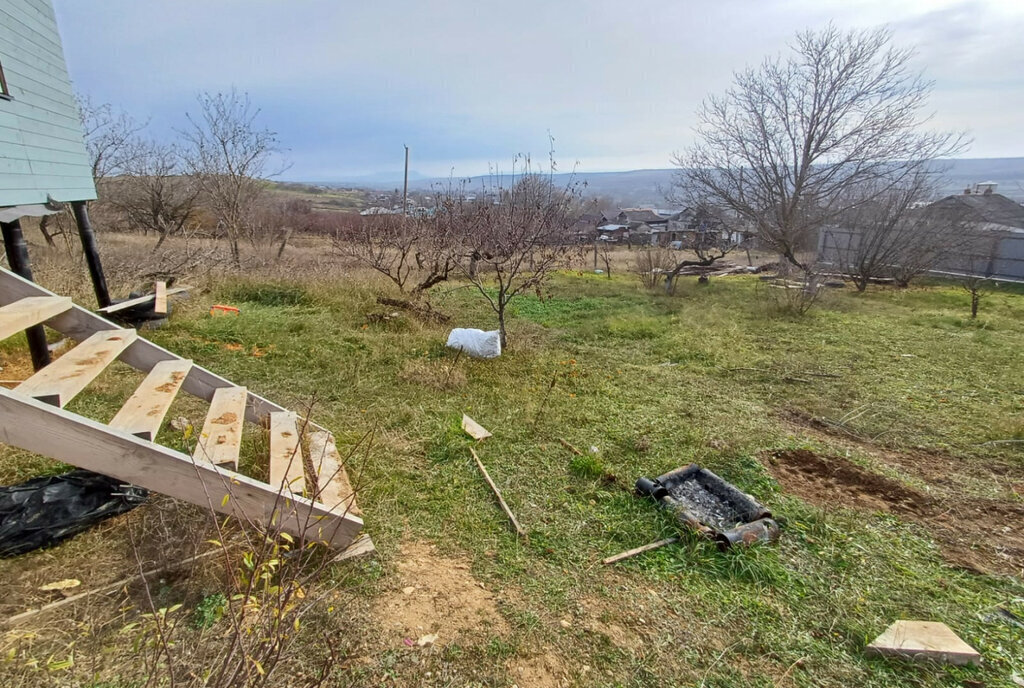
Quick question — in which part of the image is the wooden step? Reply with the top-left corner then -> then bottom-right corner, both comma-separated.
307,430 -> 361,516
269,412 -> 305,495
109,359 -> 193,441
0,296 -> 72,342
16,329 -> 137,407
193,386 -> 247,468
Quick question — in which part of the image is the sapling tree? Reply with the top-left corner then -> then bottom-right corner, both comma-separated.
447,159 -> 581,350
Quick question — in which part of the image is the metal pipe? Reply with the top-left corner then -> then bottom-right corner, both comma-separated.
0,218 -> 50,369
70,201 -> 111,308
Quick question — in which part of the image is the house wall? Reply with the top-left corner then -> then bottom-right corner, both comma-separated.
0,0 -> 96,208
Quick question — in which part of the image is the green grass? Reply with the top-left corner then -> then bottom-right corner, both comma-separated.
2,270 -> 1023,686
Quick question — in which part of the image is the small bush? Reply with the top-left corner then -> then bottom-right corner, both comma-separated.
570,453 -> 605,479
190,592 -> 227,629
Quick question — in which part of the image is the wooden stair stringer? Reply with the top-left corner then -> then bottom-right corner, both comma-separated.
0,267 -> 326,433
0,386 -> 363,549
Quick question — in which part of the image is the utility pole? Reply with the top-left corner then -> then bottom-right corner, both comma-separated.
402,145 -> 409,217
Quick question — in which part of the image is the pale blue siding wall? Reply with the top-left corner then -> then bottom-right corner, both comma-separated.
0,0 -> 96,208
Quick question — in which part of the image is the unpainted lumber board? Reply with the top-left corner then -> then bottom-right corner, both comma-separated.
193,386 -> 247,468
0,296 -> 72,341
334,534 -> 376,562
0,386 -> 363,550
16,329 -> 137,407
0,268 -> 328,433
97,286 -> 188,314
269,411 -> 304,495
307,429 -> 361,516
461,414 -> 492,440
109,359 -> 193,440
153,281 -> 167,315
866,620 -> 980,666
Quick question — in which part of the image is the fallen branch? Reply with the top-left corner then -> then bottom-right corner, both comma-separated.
558,437 -> 583,456
376,296 -> 451,324
469,447 -> 526,538
602,536 -> 679,565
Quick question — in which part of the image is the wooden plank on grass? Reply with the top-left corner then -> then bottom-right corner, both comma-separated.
153,281 -> 167,315
866,620 -> 981,666
269,411 -> 304,495
109,359 -> 193,440
308,429 -> 361,516
0,386 -> 364,550
0,296 -> 72,341
97,286 -> 189,315
462,414 -> 492,440
193,386 -> 247,468
16,329 -> 137,407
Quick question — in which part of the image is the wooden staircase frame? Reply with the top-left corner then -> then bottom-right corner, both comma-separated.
0,267 -> 367,552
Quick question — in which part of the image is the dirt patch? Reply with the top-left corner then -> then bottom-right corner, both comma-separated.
507,652 -> 568,688
374,541 -> 509,648
764,449 -> 1024,577
778,408 -> 1022,496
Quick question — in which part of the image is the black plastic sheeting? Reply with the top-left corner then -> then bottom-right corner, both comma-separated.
0,470 -> 148,557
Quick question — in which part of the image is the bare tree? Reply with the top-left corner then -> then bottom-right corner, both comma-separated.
448,161 -> 581,350
958,232 -> 1005,318
180,90 -> 283,264
673,26 -> 966,272
662,206 -> 745,293
822,173 -> 971,290
78,95 -> 147,185
109,139 -> 199,248
334,212 -> 454,294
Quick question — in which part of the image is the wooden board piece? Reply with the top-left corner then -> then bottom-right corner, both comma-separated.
16,329 -> 137,407
269,411 -> 305,495
470,447 -> 526,537
602,537 -> 679,565
0,296 -> 72,342
334,534 -> 376,562
308,430 -> 361,516
153,281 -> 167,315
0,269 -> 328,433
97,286 -> 189,314
109,359 -> 193,440
193,386 -> 247,468
0,386 -> 363,550
461,414 -> 492,441
866,620 -> 980,666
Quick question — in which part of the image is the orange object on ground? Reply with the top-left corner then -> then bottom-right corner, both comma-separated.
210,305 -> 240,316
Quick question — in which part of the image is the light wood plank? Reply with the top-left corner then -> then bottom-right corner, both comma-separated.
109,359 -> 193,440
0,268 -> 328,432
0,296 -> 71,341
308,430 -> 361,516
97,286 -> 188,315
269,411 -> 304,495
153,281 -> 167,315
193,386 -> 247,469
461,414 -> 492,440
0,386 -> 363,550
16,329 -> 137,407
334,534 -> 376,562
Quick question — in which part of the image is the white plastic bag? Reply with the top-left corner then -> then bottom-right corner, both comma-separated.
446,328 -> 502,359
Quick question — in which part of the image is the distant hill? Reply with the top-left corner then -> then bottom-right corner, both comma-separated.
333,157 -> 1024,207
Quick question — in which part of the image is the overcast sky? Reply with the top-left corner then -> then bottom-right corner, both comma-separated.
53,0 -> 1024,181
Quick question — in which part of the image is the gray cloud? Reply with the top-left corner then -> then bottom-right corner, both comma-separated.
53,0 -> 1024,180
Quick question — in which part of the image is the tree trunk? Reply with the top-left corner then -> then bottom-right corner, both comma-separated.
497,305 -> 507,351
38,215 -> 57,248
155,230 -> 168,249
593,240 -> 598,271
971,290 -> 980,318
276,227 -> 293,260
